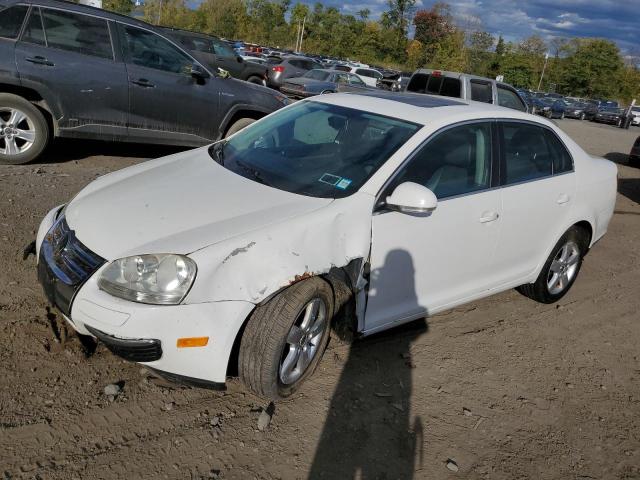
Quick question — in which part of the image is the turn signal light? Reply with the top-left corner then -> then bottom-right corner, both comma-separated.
177,337 -> 209,348
272,66 -> 285,73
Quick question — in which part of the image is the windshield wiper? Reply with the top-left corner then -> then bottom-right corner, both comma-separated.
210,141 -> 226,166
235,160 -> 271,187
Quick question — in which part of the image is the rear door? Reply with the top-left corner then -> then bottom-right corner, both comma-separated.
15,6 -> 128,136
117,23 -> 218,144
0,5 -> 29,84
493,121 -> 576,285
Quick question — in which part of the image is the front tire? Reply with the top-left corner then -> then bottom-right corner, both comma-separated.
517,227 -> 587,304
224,117 -> 255,138
0,93 -> 49,165
239,277 -> 334,399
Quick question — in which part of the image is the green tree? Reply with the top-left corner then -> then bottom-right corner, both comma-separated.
102,0 -> 134,15
468,30 -> 493,76
562,39 -> 624,98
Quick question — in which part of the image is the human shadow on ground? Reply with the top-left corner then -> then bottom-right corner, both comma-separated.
309,249 -> 427,480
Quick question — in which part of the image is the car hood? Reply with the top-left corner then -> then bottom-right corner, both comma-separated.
65,147 -> 332,260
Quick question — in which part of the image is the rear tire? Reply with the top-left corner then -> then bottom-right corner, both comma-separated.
224,117 -> 255,138
517,226 -> 588,304
0,93 -> 49,165
247,75 -> 266,86
580,112 -> 585,120
239,277 -> 334,400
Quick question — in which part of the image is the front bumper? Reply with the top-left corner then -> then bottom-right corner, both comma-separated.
36,208 -> 255,385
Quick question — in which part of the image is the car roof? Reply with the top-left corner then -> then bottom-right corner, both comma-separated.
308,92 -> 534,126
412,68 -> 495,83
3,0 -> 152,27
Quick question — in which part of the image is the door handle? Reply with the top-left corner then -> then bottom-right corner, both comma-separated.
557,194 -> 570,205
25,56 -> 54,66
479,211 -> 499,223
131,78 -> 155,88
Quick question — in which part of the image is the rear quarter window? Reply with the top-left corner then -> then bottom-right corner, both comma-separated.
470,81 -> 493,103
0,5 -> 28,39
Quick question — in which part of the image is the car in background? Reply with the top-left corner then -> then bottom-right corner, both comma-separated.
0,0 -> 289,164
564,101 -> 590,120
35,92 -> 617,400
161,28 -> 268,86
348,67 -> 382,88
405,69 -> 528,112
280,69 -> 372,98
593,107 -> 625,126
631,106 -> 640,126
377,71 -> 412,92
536,98 -> 566,119
267,55 -> 323,89
242,55 -> 267,65
630,135 -> 640,166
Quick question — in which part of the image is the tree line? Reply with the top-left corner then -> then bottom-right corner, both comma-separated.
103,0 -> 640,103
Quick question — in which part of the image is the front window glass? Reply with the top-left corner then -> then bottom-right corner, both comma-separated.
497,86 -> 526,111
391,122 -> 492,199
211,101 -> 420,198
123,25 -> 192,74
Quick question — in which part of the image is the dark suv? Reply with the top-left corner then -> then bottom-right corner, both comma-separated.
0,0 -> 289,164
160,27 -> 268,86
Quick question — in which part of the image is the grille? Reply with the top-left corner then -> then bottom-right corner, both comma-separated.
42,218 -> 104,286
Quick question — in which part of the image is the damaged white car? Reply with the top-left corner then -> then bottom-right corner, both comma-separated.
36,92 -> 617,399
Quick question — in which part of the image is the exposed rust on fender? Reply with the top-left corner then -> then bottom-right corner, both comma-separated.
288,271 -> 314,285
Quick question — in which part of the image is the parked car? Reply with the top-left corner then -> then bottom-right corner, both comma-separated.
405,69 -> 528,112
630,106 -> 640,126
348,67 -> 382,88
630,135 -> 640,166
35,92 -> 616,399
160,27 -> 268,86
563,101 -> 590,120
537,98 -> 566,119
593,107 -> 625,126
0,0 -> 290,164
280,69 -> 372,98
377,70 -> 412,92
267,55 -> 323,89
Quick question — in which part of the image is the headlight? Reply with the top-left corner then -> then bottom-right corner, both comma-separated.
98,254 -> 197,305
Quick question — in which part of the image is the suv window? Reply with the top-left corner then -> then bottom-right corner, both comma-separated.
212,39 -> 236,58
470,80 -> 492,103
392,122 -> 492,199
22,7 -> 46,46
501,122 -> 573,184
40,9 -> 113,59
0,5 -> 28,39
406,73 -> 428,93
440,77 -> 461,98
497,86 -> 526,111
289,59 -> 305,69
356,68 -> 373,77
348,74 -> 365,86
122,25 -> 192,74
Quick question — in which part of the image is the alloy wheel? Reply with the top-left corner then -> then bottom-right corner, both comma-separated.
0,107 -> 36,156
279,298 -> 327,385
547,241 -> 580,295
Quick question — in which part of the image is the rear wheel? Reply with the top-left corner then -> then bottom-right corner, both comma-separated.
0,93 -> 49,165
616,117 -> 622,127
224,117 -> 255,138
560,112 -> 565,119
517,227 -> 588,304
239,277 -> 333,399
580,112 -> 585,120
247,75 -> 266,86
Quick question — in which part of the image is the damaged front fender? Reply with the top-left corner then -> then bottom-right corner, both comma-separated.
185,192 -> 375,309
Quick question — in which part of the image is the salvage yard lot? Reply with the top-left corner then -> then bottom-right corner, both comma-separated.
1,120 -> 639,479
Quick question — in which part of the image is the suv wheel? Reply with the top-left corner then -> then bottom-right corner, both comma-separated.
0,93 -> 49,165
247,75 -> 266,86
224,118 -> 256,138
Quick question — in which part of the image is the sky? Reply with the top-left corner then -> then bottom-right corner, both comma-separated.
308,0 -> 640,59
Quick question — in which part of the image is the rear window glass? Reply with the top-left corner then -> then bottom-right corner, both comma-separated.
41,9 -> 113,60
471,81 -> 492,103
440,77 -> 461,98
407,73 -> 461,98
0,5 -> 28,39
22,7 -> 46,46
406,73 -> 428,93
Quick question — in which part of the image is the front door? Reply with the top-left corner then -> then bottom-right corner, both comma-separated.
117,23 -> 218,145
15,7 -> 128,136
364,121 -> 502,333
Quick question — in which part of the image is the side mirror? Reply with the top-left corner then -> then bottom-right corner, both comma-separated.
190,63 -> 210,80
385,182 -> 437,216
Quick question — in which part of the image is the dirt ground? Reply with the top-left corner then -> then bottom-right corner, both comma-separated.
1,121 -> 639,480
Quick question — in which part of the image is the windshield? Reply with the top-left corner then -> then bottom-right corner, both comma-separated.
304,70 -> 331,81
211,101 -> 420,199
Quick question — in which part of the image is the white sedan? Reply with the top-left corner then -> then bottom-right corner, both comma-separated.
36,92 -> 617,399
